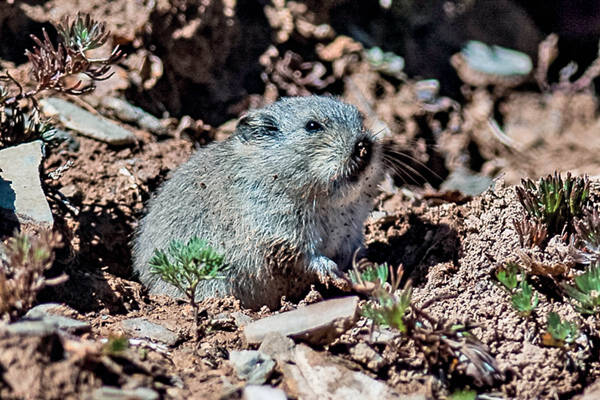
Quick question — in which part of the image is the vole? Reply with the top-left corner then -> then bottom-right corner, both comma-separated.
132,96 -> 383,309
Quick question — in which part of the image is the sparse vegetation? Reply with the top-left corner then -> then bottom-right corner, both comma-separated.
0,230 -> 66,322
349,258 -> 390,294
542,312 -> 579,347
362,281 -> 412,333
495,262 -> 538,317
360,264 -> 503,387
562,262 -> 600,315
0,12 -> 122,148
149,236 -> 226,339
102,335 -> 129,355
515,172 -> 590,243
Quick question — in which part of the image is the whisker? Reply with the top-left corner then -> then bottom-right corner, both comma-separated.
383,157 -> 422,185
385,158 -> 429,185
383,148 -> 444,181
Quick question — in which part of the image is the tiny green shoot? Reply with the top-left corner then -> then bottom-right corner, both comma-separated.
495,262 -> 519,291
449,388 -> 477,400
511,278 -> 539,317
542,312 -> 579,347
362,284 -> 412,333
349,262 -> 389,286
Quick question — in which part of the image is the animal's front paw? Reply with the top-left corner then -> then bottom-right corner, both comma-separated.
309,255 -> 351,291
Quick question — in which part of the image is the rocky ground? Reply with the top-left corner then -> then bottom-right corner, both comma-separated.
2,1 -> 600,399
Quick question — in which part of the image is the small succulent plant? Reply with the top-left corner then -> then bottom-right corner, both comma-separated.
362,284 -> 412,333
562,262 -> 600,315
542,312 -> 579,347
513,218 -> 548,248
495,262 -> 538,317
515,172 -> 590,240
349,261 -> 389,287
511,278 -> 539,317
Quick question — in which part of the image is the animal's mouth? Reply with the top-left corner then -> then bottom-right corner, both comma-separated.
346,137 -> 373,183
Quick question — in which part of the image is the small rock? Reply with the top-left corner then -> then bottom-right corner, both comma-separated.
349,342 -> 386,371
244,296 -> 359,345
258,332 -> 296,363
231,311 -> 253,328
59,184 -> 83,201
441,167 -> 494,196
121,318 -> 180,346
40,97 -> 136,145
229,350 -> 276,385
24,303 -> 90,334
91,386 -> 159,400
0,140 -> 53,231
243,385 -> 287,400
2,320 -> 58,336
368,328 -> 401,344
460,40 -> 532,76
277,343 -> 416,400
100,97 -> 167,136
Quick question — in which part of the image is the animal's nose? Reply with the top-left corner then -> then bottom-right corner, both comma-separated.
354,138 -> 371,160
353,138 -> 372,170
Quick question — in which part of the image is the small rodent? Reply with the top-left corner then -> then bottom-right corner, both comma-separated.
132,96 -> 383,309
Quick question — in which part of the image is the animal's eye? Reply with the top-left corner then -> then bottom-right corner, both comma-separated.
305,120 -> 324,133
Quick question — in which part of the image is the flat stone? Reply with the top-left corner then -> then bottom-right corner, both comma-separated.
229,350 -> 276,385
24,303 -> 90,334
244,296 -> 359,345
40,97 -> 136,145
2,320 -> 58,336
258,332 -> 296,363
121,317 -> 180,346
0,140 -> 53,230
231,311 -> 253,328
277,343 -> 419,400
101,97 -> 167,135
349,342 -> 386,370
243,385 -> 287,400
91,386 -> 159,400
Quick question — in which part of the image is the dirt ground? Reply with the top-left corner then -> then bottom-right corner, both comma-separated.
2,0 -> 600,399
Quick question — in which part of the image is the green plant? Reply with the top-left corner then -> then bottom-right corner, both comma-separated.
449,388 -> 477,400
360,266 -> 503,387
495,262 -> 519,290
562,262 -> 600,314
362,284 -> 412,333
0,231 -> 67,322
102,335 -> 129,355
349,262 -> 389,286
0,12 -> 123,148
150,236 -> 226,338
515,172 -> 590,240
511,279 -> 539,317
542,312 -> 579,347
495,263 -> 538,317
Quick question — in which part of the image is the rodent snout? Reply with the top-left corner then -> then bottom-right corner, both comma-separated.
348,137 -> 373,180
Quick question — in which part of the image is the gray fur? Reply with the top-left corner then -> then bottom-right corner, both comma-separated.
132,96 -> 383,309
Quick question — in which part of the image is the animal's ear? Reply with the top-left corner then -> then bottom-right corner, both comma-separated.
235,110 -> 279,142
